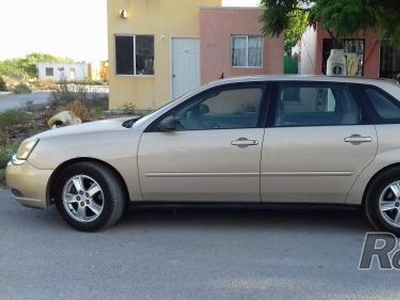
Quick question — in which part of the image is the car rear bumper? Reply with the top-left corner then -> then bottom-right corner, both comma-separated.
6,160 -> 53,209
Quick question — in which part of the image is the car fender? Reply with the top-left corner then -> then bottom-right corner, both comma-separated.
28,129 -> 144,202
346,148 -> 400,205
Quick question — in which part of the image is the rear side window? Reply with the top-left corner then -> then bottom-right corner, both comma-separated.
364,88 -> 400,120
274,84 -> 360,127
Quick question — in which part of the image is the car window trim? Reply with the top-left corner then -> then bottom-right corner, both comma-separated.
144,81 -> 270,132
267,81 -> 365,128
353,83 -> 400,124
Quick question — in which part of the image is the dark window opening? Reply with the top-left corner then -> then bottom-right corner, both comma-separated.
115,35 -> 154,76
380,44 -> 400,80
45,67 -> 54,76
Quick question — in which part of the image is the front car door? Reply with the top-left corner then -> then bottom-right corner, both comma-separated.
261,81 -> 377,203
138,82 -> 268,202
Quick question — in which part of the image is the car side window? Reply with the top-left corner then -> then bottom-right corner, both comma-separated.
364,87 -> 400,120
274,84 -> 360,127
174,85 -> 264,130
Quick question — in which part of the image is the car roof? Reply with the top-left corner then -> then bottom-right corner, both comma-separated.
209,74 -> 399,87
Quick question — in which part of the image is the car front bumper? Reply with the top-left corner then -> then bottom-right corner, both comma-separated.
6,160 -> 53,209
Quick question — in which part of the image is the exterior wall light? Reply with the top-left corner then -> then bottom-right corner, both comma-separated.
119,9 -> 128,19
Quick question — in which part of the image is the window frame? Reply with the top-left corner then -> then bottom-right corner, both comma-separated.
380,43 -> 400,79
114,34 -> 155,77
145,82 -> 269,132
45,67 -> 54,77
355,83 -> 400,124
268,81 -> 363,128
231,35 -> 264,69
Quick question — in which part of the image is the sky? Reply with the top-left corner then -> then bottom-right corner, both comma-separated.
0,0 -> 260,62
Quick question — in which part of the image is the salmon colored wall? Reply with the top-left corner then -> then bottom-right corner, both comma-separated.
200,8 -> 284,85
300,23 -> 380,78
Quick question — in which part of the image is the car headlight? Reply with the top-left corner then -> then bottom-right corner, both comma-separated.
12,138 -> 39,165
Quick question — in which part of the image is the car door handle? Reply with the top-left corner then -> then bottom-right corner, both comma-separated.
231,137 -> 259,147
344,134 -> 372,144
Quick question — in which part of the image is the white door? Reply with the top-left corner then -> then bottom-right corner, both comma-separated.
171,38 -> 200,99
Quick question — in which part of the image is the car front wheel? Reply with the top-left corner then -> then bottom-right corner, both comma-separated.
55,162 -> 125,231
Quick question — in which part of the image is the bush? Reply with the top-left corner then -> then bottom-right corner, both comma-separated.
0,110 -> 32,144
0,110 -> 37,187
65,79 -> 107,86
121,103 -> 136,115
0,143 -> 18,187
0,76 -> 7,91
0,144 -> 17,168
33,80 -> 58,91
13,83 -> 32,94
50,77 -> 87,107
67,100 -> 89,121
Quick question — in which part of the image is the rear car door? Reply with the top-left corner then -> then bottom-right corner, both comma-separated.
261,81 -> 377,203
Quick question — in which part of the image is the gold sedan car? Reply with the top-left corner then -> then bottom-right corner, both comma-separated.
6,76 -> 400,233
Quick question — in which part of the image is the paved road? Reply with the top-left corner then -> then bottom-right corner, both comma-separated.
0,189 -> 398,300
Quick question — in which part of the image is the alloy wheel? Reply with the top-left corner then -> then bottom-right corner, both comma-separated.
379,180 -> 400,228
62,175 -> 104,223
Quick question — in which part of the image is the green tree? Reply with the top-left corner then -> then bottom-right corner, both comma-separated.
260,0 -> 310,38
260,0 -> 400,46
284,8 -> 309,51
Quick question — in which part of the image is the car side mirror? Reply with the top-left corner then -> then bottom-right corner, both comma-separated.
157,115 -> 177,132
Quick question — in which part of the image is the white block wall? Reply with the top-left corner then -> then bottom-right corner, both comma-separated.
36,62 -> 88,81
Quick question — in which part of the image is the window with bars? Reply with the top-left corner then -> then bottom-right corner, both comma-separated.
231,35 -> 263,68
343,39 -> 365,76
380,44 -> 400,79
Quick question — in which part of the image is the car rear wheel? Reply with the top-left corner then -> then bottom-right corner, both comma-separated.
365,167 -> 400,235
55,162 -> 125,231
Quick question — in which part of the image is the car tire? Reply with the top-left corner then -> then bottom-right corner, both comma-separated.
55,162 -> 125,232
364,167 -> 400,236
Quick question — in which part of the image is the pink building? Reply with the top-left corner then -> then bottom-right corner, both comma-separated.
300,22 -> 380,78
200,7 -> 284,85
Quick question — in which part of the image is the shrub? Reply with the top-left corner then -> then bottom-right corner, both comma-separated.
33,80 -> 58,91
67,100 -> 89,121
13,83 -> 32,94
0,144 -> 17,168
50,77 -> 88,107
88,96 -> 108,116
121,103 -> 136,115
0,110 -> 31,144
0,76 -> 7,91
0,143 -> 18,187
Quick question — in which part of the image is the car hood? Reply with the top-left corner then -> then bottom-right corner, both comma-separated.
34,117 -> 133,140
